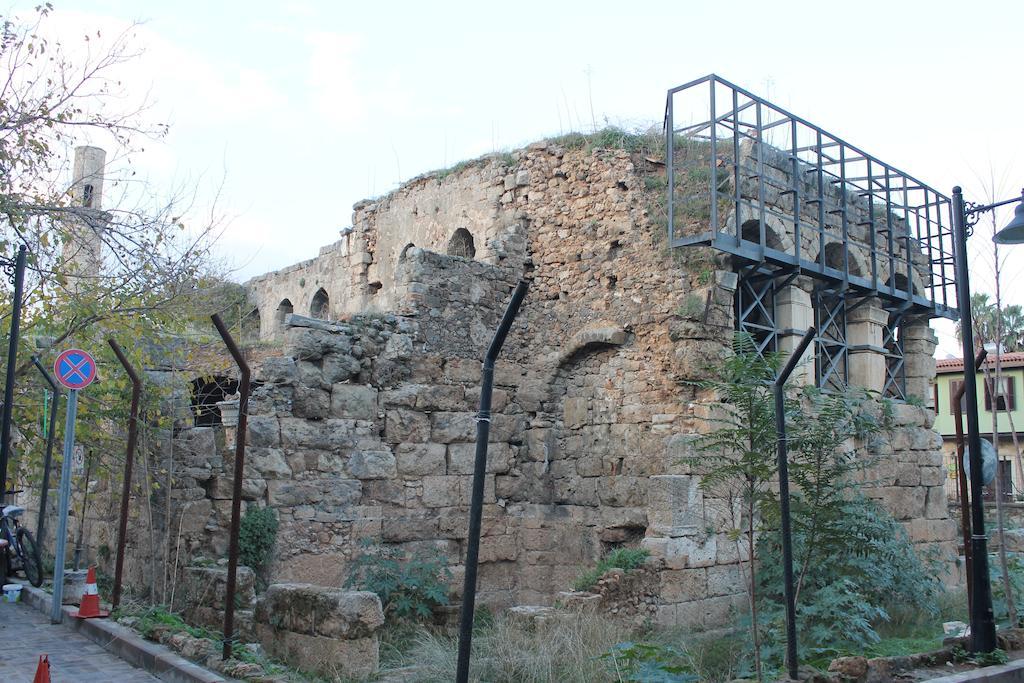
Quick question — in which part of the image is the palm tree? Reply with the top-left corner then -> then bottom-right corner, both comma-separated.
1002,304 -> 1024,352
957,293 -> 1000,347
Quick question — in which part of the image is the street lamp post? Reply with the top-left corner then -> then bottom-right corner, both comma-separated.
953,187 -> 1024,653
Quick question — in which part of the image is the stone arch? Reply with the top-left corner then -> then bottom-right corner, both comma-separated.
399,242 -> 416,262
276,299 -> 293,330
821,241 -> 866,277
555,321 -> 628,367
887,272 -> 922,296
447,228 -> 476,259
738,214 -> 795,254
310,288 -> 329,319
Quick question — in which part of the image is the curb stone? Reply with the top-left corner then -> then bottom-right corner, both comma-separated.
924,659 -> 1024,682
18,582 -> 227,683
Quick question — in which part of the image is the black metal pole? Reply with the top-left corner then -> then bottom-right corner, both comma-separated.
456,280 -> 529,683
952,186 -> 997,652
0,245 -> 27,506
31,355 -> 61,553
211,313 -> 251,661
108,339 -> 141,611
773,326 -> 816,681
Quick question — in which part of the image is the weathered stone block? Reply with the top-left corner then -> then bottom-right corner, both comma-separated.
258,357 -> 296,384
447,442 -> 514,474
416,384 -> 466,411
348,450 -> 398,480
330,384 -> 378,420
647,475 -> 703,537
431,412 -> 477,443
176,565 -> 256,633
598,476 -> 646,507
322,354 -> 362,384
395,443 -> 446,477
293,385 -> 330,419
384,409 -> 431,443
247,416 -> 280,447
254,584 -> 383,678
422,474 -> 494,507
247,447 -> 292,478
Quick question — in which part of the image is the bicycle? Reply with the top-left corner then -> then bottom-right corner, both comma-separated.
1,490 -> 43,587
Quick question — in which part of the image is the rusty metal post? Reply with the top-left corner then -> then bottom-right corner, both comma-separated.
211,314 -> 250,661
953,348 -> 988,614
108,339 -> 142,611
30,356 -> 61,553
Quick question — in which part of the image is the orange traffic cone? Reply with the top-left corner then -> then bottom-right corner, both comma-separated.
72,566 -> 109,618
32,655 -> 50,683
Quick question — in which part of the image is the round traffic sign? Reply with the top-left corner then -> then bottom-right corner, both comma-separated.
54,349 -> 97,390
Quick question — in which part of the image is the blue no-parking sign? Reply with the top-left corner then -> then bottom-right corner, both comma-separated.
49,347 -> 95,623
53,349 -> 97,390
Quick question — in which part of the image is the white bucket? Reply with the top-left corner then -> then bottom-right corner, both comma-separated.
3,583 -> 22,602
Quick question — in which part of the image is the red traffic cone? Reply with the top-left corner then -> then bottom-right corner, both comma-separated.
32,654 -> 50,683
72,566 -> 109,618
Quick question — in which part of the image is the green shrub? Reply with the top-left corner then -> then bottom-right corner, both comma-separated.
757,495 -> 941,664
344,540 -> 452,622
573,547 -> 650,592
238,506 -> 278,572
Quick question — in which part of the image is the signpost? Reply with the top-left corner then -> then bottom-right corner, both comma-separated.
50,349 -> 96,623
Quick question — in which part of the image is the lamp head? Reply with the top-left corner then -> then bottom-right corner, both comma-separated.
994,195 -> 1024,244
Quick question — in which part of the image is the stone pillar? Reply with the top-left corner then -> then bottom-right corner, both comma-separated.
776,284 -> 814,385
847,298 -> 889,391
902,316 -> 938,407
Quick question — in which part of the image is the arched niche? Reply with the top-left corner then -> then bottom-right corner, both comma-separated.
447,228 -> 476,259
310,288 -> 329,319
276,299 -> 294,330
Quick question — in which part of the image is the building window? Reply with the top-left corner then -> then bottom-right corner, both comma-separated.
949,380 -> 967,414
83,184 -> 94,207
984,376 -> 1016,412
933,383 -> 939,413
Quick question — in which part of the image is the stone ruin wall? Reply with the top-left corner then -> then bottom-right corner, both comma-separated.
91,140 -> 955,629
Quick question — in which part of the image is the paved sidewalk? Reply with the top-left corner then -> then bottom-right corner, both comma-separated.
0,599 -> 158,682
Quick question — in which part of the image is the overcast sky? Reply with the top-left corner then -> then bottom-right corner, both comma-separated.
8,0 -> 1023,356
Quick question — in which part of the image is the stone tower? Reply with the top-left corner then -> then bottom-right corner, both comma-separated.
62,146 -> 108,284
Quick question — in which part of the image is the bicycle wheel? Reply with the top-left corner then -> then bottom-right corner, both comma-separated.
16,527 -> 43,587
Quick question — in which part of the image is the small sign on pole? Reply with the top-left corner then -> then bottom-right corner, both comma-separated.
71,443 -> 85,475
50,348 -> 96,623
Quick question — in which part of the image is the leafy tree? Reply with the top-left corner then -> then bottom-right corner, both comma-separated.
687,337 -> 939,677
0,5 -> 235,602
683,333 -> 780,680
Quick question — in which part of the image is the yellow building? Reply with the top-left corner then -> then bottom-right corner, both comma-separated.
935,353 -> 1024,501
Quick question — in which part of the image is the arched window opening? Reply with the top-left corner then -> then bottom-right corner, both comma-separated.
83,184 -> 94,208
190,376 -> 239,427
276,299 -> 293,330
447,228 -> 476,259
740,219 -> 784,252
822,242 -> 864,277
310,288 -> 329,319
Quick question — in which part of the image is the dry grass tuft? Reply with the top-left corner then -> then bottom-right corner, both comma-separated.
387,611 -> 629,682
